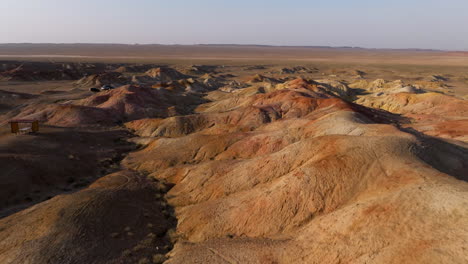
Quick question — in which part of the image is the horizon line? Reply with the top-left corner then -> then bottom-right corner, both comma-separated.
0,43 -> 462,52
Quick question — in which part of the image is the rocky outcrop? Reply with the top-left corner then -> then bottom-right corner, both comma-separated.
145,68 -> 188,82
75,72 -> 127,87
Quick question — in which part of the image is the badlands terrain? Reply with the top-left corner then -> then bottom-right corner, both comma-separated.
0,44 -> 467,263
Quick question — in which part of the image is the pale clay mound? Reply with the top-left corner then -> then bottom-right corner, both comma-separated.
356,91 -> 468,142
0,64 -> 467,264
145,67 -> 189,82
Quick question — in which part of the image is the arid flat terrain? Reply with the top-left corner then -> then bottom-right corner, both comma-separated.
0,44 -> 467,264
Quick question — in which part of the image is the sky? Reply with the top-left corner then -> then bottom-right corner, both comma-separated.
1,0 -> 467,50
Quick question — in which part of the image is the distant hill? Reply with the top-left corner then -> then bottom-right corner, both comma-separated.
0,43 -> 443,53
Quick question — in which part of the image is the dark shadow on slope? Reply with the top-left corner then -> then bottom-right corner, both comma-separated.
0,127 -> 136,218
350,102 -> 411,125
402,127 -> 468,182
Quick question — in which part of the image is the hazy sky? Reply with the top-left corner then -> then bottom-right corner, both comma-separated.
1,0 -> 467,50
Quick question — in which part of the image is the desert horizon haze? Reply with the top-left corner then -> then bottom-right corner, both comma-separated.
1,0 -> 468,50
0,1 -> 467,264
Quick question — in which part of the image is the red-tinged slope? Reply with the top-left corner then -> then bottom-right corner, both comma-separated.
12,85 -> 205,127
